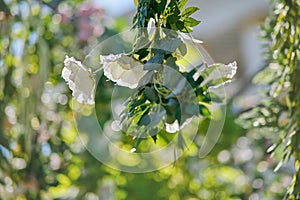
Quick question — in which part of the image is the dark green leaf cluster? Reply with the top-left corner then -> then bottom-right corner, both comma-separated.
120,0 -> 231,149
120,63 -> 212,145
133,0 -> 200,32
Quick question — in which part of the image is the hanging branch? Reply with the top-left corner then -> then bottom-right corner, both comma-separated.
238,0 -> 300,198
62,0 -> 237,151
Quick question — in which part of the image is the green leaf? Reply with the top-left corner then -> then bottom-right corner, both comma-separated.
166,114 -> 176,124
129,95 -> 147,113
138,114 -> 151,126
170,23 -> 179,31
199,104 -> 211,118
149,52 -> 165,63
166,57 -> 177,68
208,91 -> 223,103
157,0 -> 167,14
178,42 -> 187,57
154,37 -> 182,53
168,1 -> 180,15
144,86 -> 159,102
182,26 -> 193,33
184,17 -> 201,27
175,104 -> 181,123
138,71 -> 154,86
150,133 -> 157,143
178,0 -> 188,10
176,20 -> 185,31
144,53 -> 164,70
147,108 -> 166,128
202,95 -> 211,103
181,7 -> 199,18
167,14 -> 180,24
136,49 -> 149,60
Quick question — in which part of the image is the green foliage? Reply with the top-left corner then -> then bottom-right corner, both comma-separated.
133,0 -> 200,32
0,0 -> 114,199
119,0 -> 237,150
238,0 -> 300,198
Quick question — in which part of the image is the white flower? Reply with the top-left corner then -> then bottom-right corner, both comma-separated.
165,117 -> 194,133
165,120 -> 180,133
193,61 -> 238,88
62,56 -> 95,104
100,53 -> 147,89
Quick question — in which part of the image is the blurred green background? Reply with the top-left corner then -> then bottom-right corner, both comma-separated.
0,0 -> 294,199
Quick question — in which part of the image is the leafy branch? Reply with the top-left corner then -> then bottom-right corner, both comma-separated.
238,0 -> 300,198
116,0 -> 236,150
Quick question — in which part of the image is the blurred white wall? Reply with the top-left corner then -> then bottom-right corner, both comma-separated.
94,0 -> 135,16
190,0 -> 269,77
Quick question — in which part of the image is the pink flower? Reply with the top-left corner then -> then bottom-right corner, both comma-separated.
76,2 -> 104,43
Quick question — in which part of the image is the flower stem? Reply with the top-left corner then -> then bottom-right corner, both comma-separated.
93,67 -> 103,75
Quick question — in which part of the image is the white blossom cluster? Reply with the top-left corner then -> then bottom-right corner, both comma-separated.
62,54 -> 147,104
62,49 -> 237,134
100,53 -> 147,89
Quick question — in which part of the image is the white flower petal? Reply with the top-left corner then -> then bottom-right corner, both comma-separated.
62,56 -> 95,104
147,18 -> 156,38
103,62 -> 125,81
101,53 -> 147,89
193,61 -> 238,88
180,117 -> 194,129
165,120 -> 180,133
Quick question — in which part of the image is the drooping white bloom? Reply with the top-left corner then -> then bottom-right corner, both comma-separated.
165,120 -> 180,133
100,53 -> 147,89
193,61 -> 238,88
165,117 -> 194,133
62,56 -> 95,104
